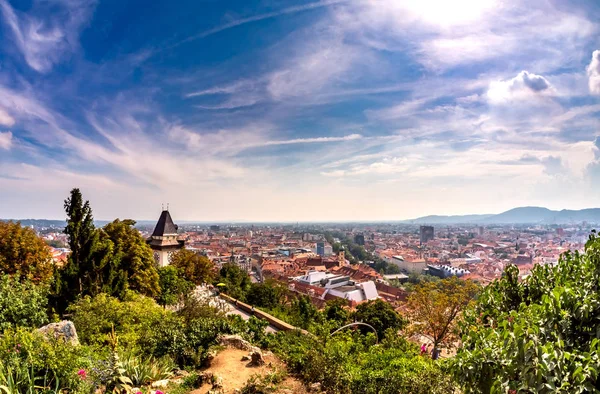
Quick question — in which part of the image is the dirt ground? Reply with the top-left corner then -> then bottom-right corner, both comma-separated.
189,348 -> 308,394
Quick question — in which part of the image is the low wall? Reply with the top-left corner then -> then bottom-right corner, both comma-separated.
220,293 -> 310,334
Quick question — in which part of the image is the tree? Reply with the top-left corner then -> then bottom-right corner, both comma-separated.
102,219 -> 160,297
217,262 -> 251,300
406,276 -> 479,348
0,221 -> 53,283
246,279 -> 285,309
170,249 -> 214,285
323,298 -> 350,326
353,299 -> 406,339
0,275 -> 49,331
157,266 -> 194,306
452,232 -> 600,393
62,188 -> 98,294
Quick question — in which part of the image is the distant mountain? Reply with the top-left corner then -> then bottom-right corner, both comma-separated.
403,214 -> 494,224
406,206 -> 600,224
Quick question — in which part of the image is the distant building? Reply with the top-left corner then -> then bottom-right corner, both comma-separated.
420,226 -> 434,244
316,242 -> 325,257
148,210 -> 184,267
294,270 -> 379,303
478,226 -> 484,236
354,234 -> 365,246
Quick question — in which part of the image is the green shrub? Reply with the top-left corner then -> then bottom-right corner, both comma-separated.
68,291 -> 170,350
121,353 -> 176,386
0,327 -> 93,393
0,275 -> 49,332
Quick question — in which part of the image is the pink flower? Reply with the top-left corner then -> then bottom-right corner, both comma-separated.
155,391 -> 164,394
136,392 -> 142,394
77,369 -> 87,380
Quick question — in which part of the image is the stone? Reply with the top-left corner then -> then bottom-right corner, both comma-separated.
151,379 -> 170,388
204,349 -> 218,367
212,375 -> 223,389
248,350 -> 265,367
240,355 -> 250,361
219,334 -> 260,353
37,321 -> 79,346
310,382 -> 322,392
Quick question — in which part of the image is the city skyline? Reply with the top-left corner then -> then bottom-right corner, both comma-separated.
1,0 -> 600,221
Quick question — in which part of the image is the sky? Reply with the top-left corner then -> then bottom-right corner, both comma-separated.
1,0 -> 600,222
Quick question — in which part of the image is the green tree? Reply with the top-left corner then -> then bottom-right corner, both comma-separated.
324,298 -> 350,326
157,265 -> 194,306
170,249 -> 214,285
102,219 -> 160,298
407,276 -> 479,348
452,232 -> 600,393
0,275 -> 49,331
62,188 -> 98,294
217,262 -> 251,300
353,299 -> 405,339
0,221 -> 53,283
246,280 -> 285,309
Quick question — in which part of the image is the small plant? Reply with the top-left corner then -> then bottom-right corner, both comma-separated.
105,326 -> 133,393
121,353 -> 176,386
240,369 -> 287,394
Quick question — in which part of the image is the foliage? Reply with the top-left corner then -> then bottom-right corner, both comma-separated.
407,276 -> 479,348
268,329 -> 455,394
120,353 -> 175,387
246,280 -> 286,310
217,262 -> 251,300
102,219 -> 160,298
0,327 -> 92,393
170,249 -> 214,286
323,298 -> 350,327
105,327 -> 133,394
452,232 -> 600,393
0,275 -> 49,332
68,292 -> 170,350
352,299 -> 406,339
0,221 -> 53,284
157,266 -> 194,306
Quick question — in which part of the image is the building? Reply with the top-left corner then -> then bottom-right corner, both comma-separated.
420,226 -> 434,244
316,242 -> 325,257
294,270 -> 379,303
148,210 -> 184,267
354,234 -> 365,246
390,256 -> 428,274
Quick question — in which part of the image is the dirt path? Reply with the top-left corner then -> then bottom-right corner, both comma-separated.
189,348 -> 307,394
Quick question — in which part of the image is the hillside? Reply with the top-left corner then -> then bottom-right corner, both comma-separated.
406,206 -> 600,224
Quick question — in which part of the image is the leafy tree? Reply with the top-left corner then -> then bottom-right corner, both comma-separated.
62,188 -> 98,294
406,276 -> 479,348
452,232 -> 600,393
0,221 -> 53,283
0,275 -> 49,331
246,280 -> 285,309
353,299 -> 406,339
157,266 -> 194,306
102,219 -> 160,298
170,249 -> 214,285
323,298 -> 350,328
217,262 -> 251,300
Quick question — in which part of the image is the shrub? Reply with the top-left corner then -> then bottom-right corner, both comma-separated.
68,291 -> 170,350
121,353 -> 176,386
0,327 -> 93,393
0,275 -> 49,332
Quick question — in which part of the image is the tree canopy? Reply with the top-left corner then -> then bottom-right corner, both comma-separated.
452,232 -> 600,393
0,221 -> 53,283
407,276 -> 479,348
170,248 -> 214,285
353,298 -> 406,339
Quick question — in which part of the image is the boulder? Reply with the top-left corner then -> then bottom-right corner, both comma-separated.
219,335 -> 260,353
151,379 -> 170,388
37,321 -> 79,346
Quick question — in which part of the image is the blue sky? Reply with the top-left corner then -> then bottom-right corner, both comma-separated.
1,0 -> 600,221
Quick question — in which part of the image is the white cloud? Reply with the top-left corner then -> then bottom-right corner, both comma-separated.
0,131 -> 12,150
0,0 -> 95,72
487,71 -> 553,104
588,50 -> 600,95
0,107 -> 14,126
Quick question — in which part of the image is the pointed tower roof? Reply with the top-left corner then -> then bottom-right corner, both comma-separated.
152,210 -> 178,237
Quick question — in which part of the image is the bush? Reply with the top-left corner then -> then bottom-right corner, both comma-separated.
0,275 -> 49,332
68,291 -> 170,350
121,353 -> 176,386
0,327 -> 93,393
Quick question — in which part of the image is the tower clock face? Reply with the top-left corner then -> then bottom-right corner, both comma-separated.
153,251 -> 160,264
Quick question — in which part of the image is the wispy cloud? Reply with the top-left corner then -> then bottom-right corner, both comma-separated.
588,50 -> 600,95
0,130 -> 12,150
0,0 -> 95,72
0,107 -> 14,126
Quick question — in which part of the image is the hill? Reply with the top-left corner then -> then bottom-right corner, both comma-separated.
406,206 -> 600,224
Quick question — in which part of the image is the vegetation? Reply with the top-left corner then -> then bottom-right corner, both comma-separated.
452,232 -> 600,393
407,276 -> 479,348
0,221 -> 53,283
0,275 -> 49,332
170,249 -> 214,285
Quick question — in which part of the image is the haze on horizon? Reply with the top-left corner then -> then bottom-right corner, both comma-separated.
1,0 -> 600,222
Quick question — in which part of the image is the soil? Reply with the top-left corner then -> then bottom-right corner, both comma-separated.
189,348 -> 308,394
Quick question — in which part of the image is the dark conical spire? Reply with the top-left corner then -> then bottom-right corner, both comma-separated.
152,210 -> 178,237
